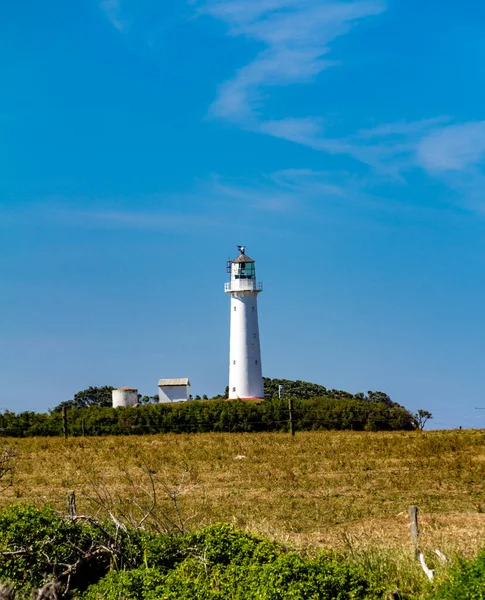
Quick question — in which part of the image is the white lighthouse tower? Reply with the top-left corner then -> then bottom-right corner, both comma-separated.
225,246 -> 264,400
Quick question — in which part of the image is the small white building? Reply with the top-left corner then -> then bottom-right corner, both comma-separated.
112,388 -> 138,408
158,378 -> 191,403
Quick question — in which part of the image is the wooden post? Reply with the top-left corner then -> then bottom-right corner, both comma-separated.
81,419 -> 85,437
288,396 -> 295,437
408,505 -> 419,556
62,406 -> 68,439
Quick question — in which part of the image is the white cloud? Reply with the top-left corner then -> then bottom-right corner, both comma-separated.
417,121 -> 485,173
94,1 -> 485,210
209,168 -> 356,213
411,121 -> 485,210
198,0 -> 485,205
341,118 -> 450,175
259,117 -> 328,148
357,118 -> 449,139
100,0 -> 127,32
75,209 -> 217,230
200,0 -> 386,139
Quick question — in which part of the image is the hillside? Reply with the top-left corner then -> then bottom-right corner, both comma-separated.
2,429 -> 485,598
2,429 -> 484,556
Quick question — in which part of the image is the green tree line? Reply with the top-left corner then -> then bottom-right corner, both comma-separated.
0,396 -> 416,437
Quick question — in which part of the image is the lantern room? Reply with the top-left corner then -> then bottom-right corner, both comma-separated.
225,246 -> 262,293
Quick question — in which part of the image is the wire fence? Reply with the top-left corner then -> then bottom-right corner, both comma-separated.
0,398 -> 417,438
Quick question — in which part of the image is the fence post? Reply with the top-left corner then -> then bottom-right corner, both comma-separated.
288,396 -> 295,437
62,406 -> 68,439
408,505 -> 419,557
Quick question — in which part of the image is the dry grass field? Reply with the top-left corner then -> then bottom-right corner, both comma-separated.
2,429 -> 485,562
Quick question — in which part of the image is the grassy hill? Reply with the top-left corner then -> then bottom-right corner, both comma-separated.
1,429 -> 485,597
2,429 -> 484,556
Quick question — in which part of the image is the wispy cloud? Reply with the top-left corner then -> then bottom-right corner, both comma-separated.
412,121 -> 485,210
417,121 -> 485,173
198,0 -> 485,205
97,2 -> 485,209
199,0 -> 386,143
204,168 -> 455,226
74,209 -> 218,230
100,0 -> 127,32
0,201 -> 218,232
341,117 -> 450,175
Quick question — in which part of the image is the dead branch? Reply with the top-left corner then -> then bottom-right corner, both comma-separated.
418,552 -> 434,581
0,584 -> 15,600
32,581 -> 59,600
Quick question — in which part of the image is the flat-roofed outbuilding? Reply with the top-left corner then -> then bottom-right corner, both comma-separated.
158,378 -> 191,403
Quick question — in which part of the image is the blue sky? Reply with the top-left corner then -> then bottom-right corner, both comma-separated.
2,0 -> 485,428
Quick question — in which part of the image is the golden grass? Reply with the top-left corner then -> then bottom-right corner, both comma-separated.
2,430 -> 485,558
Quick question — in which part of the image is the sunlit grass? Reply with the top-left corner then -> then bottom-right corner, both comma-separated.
2,429 -> 485,560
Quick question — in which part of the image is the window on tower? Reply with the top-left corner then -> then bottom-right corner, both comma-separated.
235,262 -> 255,280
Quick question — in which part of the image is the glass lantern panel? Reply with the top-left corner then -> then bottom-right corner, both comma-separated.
238,262 -> 255,279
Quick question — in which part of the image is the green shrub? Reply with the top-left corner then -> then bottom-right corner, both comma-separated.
134,529 -> 189,571
80,568 -> 167,600
0,392 -> 416,438
0,505 -> 406,600
0,504 -> 110,595
81,527 -> 372,600
184,523 -> 280,565
211,552 -> 371,600
431,549 -> 485,599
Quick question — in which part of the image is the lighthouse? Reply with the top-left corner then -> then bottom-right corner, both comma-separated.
224,246 -> 264,400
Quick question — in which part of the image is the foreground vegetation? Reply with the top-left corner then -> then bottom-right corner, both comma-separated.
1,429 -> 484,597
1,502 -> 485,599
0,504 -> 380,599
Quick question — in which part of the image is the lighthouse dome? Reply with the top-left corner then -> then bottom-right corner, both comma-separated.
232,245 -> 255,263
232,253 -> 255,263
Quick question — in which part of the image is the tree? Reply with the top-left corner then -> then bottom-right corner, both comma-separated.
53,386 -> 115,412
414,409 -> 433,430
138,395 -> 159,405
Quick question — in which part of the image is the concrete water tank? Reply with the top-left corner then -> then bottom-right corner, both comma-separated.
112,388 -> 138,408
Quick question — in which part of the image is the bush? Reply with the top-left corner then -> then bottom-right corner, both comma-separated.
184,523 -> 280,566
431,549 -> 485,599
0,396 -> 416,438
0,504 -> 109,595
81,525 -> 372,600
0,505 -> 410,599
80,568 -> 167,600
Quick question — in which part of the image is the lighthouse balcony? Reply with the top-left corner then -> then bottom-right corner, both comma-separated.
224,280 -> 263,293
